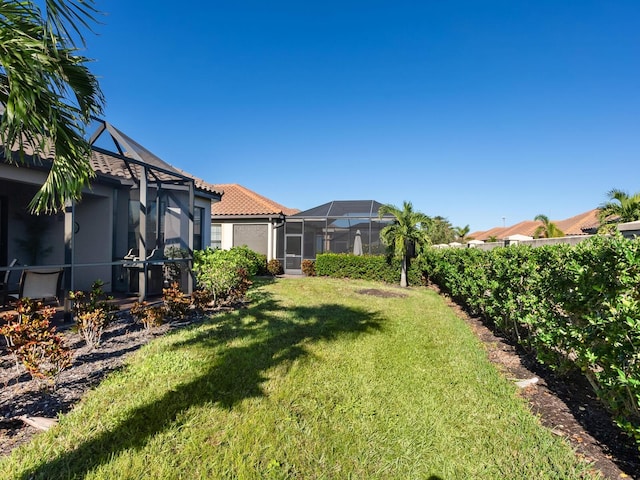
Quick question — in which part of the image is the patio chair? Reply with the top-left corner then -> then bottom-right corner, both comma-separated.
0,259 -> 19,307
7,268 -> 64,306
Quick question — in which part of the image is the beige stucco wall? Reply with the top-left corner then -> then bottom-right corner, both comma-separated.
215,219 -> 280,260
72,188 -> 113,291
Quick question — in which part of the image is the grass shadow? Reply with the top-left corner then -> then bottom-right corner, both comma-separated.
21,286 -> 383,479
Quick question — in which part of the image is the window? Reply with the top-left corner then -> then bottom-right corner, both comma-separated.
127,190 -> 164,251
193,207 -> 204,251
210,223 -> 222,250
233,224 -> 267,255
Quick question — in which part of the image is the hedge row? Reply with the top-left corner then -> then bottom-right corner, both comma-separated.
314,253 -> 400,283
415,235 -> 640,446
313,253 -> 429,285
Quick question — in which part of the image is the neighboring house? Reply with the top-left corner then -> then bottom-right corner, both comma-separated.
210,183 -> 298,261
283,200 -> 395,274
470,209 -> 601,241
618,220 -> 640,238
0,119 -> 222,298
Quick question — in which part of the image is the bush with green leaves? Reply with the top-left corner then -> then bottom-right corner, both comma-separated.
193,247 -> 256,306
315,253 -> 406,284
417,236 -> 640,446
225,245 -> 267,276
313,252 -> 427,286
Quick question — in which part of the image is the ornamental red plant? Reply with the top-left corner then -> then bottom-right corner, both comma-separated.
0,299 -> 72,388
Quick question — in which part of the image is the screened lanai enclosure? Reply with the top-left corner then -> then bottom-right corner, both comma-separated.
279,200 -> 395,274
0,119 -> 220,303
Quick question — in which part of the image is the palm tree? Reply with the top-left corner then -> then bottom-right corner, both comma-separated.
378,201 -> 430,288
424,215 -> 455,245
598,189 -> 640,228
0,0 -> 104,213
454,224 -> 471,242
533,214 -> 565,239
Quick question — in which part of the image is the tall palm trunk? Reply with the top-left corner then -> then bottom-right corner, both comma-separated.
400,255 -> 408,288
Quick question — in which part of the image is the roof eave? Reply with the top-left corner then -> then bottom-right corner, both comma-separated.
211,213 -> 286,220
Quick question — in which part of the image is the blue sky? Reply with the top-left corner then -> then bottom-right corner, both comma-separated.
85,1 -> 640,232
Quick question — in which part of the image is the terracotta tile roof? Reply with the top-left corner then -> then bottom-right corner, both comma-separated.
89,149 -> 222,197
470,209 -> 601,241
168,164 -> 223,198
555,209 -> 601,235
211,184 -> 299,217
1,137 -> 222,198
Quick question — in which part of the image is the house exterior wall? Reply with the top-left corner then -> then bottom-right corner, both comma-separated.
233,224 -> 269,255
213,219 -> 281,260
220,223 -> 234,250
1,161 -> 216,297
73,189 -> 113,291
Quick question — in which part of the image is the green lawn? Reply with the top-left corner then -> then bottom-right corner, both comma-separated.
0,277 -> 598,479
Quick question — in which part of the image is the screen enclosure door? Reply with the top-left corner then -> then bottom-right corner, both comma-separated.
284,234 -> 302,274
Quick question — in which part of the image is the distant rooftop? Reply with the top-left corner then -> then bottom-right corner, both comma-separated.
470,209 -> 601,240
293,200 -> 392,218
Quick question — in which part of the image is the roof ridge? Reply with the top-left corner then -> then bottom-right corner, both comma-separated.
239,184 -> 288,212
211,183 -> 298,216
212,183 -> 287,213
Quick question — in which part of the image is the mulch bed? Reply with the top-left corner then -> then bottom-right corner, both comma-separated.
0,310 -> 193,457
1,288 -> 640,479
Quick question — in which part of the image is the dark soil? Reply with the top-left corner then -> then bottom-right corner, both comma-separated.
356,288 -> 408,298
1,288 -> 640,479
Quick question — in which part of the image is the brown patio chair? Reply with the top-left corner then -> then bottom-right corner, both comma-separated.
7,268 -> 64,306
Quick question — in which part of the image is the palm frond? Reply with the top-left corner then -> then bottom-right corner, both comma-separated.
0,0 -> 103,212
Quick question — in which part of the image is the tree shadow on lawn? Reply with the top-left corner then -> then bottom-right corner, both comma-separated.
21,290 -> 384,479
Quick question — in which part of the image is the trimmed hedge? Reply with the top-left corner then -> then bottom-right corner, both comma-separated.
314,253 -> 426,286
416,236 -> 640,446
314,254 -> 395,283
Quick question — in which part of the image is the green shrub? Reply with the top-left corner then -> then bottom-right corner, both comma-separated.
223,245 -> 267,276
315,253 -> 400,283
193,248 -> 256,306
417,237 -> 640,446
